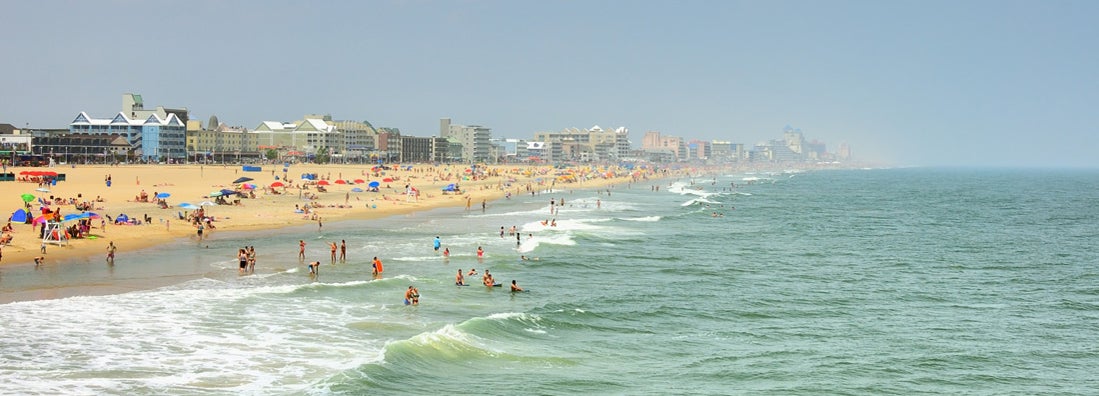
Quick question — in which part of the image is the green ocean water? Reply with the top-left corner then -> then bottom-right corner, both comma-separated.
1,167 -> 1097,395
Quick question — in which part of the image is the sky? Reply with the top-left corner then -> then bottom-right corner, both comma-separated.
2,0 -> 1097,167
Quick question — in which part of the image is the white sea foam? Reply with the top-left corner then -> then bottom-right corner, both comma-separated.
0,283 -> 389,395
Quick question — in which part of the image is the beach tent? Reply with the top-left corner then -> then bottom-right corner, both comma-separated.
116,214 -> 130,223
11,209 -> 29,223
442,183 -> 457,192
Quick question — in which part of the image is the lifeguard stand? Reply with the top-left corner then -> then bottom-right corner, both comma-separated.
42,221 -> 67,246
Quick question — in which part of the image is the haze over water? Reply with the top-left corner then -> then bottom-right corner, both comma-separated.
1,167 -> 1097,394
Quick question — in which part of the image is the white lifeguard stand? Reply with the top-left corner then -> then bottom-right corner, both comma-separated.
42,221 -> 67,246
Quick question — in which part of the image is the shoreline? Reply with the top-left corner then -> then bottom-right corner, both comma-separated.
1,163 -> 678,269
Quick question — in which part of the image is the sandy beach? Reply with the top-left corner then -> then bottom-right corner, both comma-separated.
1,162 -> 660,267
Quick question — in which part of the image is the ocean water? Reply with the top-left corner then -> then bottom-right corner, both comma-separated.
1,167 -> 1098,395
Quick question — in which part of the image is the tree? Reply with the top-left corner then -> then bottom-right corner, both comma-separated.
315,147 -> 331,164
265,148 -> 278,160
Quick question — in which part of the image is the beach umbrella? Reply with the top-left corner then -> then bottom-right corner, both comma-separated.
383,178 -> 393,183
21,193 -> 35,202
219,189 -> 237,196
240,183 -> 256,190
179,203 -> 200,210
232,177 -> 254,184
33,216 -> 47,225
368,181 -> 380,188
317,180 -> 330,186
85,212 -> 102,219
334,179 -> 347,184
354,179 -> 365,184
351,187 -> 364,192
156,192 -> 171,199
199,201 -> 218,206
62,213 -> 84,222
208,191 -> 224,197
36,188 -> 50,192
270,181 -> 285,188
116,214 -> 129,223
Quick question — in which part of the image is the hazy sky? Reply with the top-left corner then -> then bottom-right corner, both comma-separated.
3,1 -> 1097,167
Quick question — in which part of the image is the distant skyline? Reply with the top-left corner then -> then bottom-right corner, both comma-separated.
2,1 -> 1097,167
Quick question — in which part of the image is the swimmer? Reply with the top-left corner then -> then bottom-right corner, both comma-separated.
443,247 -> 450,257
468,268 -> 478,276
405,285 -> 419,305
510,280 -> 523,292
456,269 -> 465,286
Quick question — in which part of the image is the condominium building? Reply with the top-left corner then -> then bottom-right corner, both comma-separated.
532,125 -> 629,162
440,118 -> 492,162
69,111 -> 186,161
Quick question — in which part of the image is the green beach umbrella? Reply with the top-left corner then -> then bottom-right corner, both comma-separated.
21,193 -> 35,202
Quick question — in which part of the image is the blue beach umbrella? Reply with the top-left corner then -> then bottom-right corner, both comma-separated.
351,187 -> 364,192
179,203 -> 199,210
155,192 -> 171,199
62,213 -> 84,222
368,181 -> 380,188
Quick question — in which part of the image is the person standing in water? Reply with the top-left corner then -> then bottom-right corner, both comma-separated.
372,256 -> 384,278
433,236 -> 441,252
510,280 -> 523,292
106,241 -> 117,264
339,240 -> 346,262
298,240 -> 306,260
405,285 -> 419,305
455,269 -> 465,286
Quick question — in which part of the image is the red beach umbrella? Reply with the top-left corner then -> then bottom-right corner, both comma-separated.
334,179 -> 347,184
270,181 -> 285,188
317,180 -> 330,186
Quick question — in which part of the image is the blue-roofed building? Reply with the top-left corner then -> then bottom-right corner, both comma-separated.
69,111 -> 186,161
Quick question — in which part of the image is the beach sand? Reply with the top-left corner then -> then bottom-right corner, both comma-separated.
1,162 -> 656,268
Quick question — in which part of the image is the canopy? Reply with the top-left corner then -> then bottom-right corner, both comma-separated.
232,177 -> 254,184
